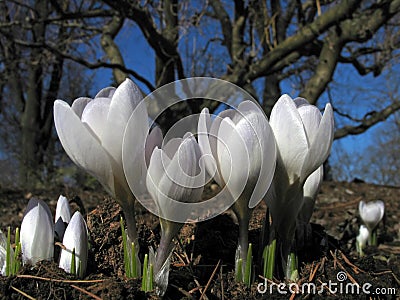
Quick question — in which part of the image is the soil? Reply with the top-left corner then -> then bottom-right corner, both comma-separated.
0,181 -> 399,299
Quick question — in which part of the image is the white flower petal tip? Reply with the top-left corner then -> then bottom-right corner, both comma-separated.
359,200 -> 385,232
59,211 -> 88,278
21,198 -> 54,265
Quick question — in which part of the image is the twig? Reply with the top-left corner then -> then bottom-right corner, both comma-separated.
336,260 -> 359,286
17,274 -> 104,283
170,284 -> 194,299
200,260 -> 221,300
309,261 -> 320,282
71,285 -> 102,300
10,286 -> 36,300
339,251 -> 364,273
220,264 -> 224,300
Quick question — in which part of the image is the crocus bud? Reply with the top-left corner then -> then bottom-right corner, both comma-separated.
21,198 -> 54,265
356,225 -> 369,249
198,100 -> 276,266
59,211 -> 88,278
54,79 -> 151,242
55,195 -> 72,241
146,134 -> 204,296
297,166 -> 324,225
359,200 -> 385,232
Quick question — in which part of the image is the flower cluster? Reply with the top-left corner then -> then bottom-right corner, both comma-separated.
51,78 -> 335,294
0,195 -> 88,278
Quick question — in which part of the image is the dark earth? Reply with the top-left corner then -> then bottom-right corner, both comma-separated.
0,181 -> 399,299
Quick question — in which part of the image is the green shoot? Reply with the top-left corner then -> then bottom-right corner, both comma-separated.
262,239 -> 276,279
120,217 -> 140,278
148,264 -> 154,291
142,254 -> 149,291
286,252 -> 298,281
70,248 -> 76,276
369,230 -> 378,246
235,258 -> 243,282
4,227 -> 21,276
244,243 -> 253,286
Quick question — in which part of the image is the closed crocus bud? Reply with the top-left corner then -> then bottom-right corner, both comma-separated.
59,211 -> 88,278
198,100 -> 276,265
265,95 -> 334,265
359,200 -> 385,232
146,134 -> 204,296
297,166 -> 324,225
55,195 -> 71,241
21,198 -> 54,265
54,79 -> 151,242
356,225 -> 369,248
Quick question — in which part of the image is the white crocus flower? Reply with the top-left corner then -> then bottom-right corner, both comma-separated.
359,200 -> 385,232
54,79 -> 161,242
198,100 -> 276,266
21,198 -> 54,265
59,211 -> 88,278
55,195 -> 72,241
146,134 -> 204,296
265,95 -> 334,265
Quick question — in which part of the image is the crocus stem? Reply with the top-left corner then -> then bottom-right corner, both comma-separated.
369,230 -> 377,246
121,197 -> 138,244
155,219 -> 180,275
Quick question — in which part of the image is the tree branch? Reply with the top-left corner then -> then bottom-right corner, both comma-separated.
335,101 -> 400,139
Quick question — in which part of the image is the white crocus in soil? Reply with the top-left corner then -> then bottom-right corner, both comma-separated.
359,200 -> 384,245
54,195 -> 72,241
146,134 -> 204,295
54,79 -> 161,243
59,211 -> 88,278
265,95 -> 334,269
198,100 -> 276,267
21,198 -> 54,265
356,225 -> 369,256
359,200 -> 385,232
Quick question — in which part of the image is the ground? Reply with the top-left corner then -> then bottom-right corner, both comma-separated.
0,181 -> 399,299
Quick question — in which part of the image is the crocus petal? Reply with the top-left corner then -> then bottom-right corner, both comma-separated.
102,79 -> 142,164
217,117 -> 249,201
298,165 -> 323,224
197,108 -> 220,185
54,100 -> 115,196
81,97 -> 111,141
21,199 -> 54,264
145,126 -> 163,166
122,100 -> 150,196
71,97 -> 91,118
59,211 -> 88,278
237,101 -> 277,208
270,95 -> 308,183
300,103 -> 334,182
146,147 -> 171,204
295,100 -> 322,145
55,195 -> 71,223
95,86 -> 116,98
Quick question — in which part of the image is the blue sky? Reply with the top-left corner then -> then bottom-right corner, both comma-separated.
87,20 -> 398,184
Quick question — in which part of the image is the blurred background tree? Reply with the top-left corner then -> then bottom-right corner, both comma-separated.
0,0 -> 399,187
